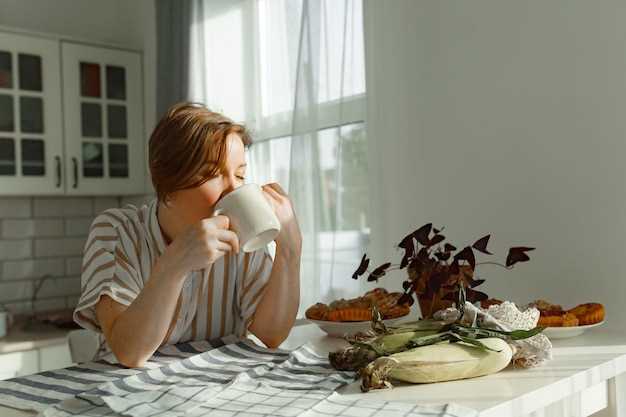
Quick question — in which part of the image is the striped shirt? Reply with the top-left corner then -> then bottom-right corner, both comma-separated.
73,199 -> 273,360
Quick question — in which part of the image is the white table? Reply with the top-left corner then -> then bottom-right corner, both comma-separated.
2,324 -> 626,417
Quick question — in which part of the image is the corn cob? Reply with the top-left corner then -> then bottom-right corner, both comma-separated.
329,329 -> 439,371
360,337 -> 513,391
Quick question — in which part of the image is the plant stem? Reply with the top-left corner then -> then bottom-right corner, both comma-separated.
475,261 -> 513,269
430,292 -> 436,318
366,263 -> 402,276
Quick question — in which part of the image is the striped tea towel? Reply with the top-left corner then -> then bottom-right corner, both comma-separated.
0,336 -> 248,412
0,337 -> 478,417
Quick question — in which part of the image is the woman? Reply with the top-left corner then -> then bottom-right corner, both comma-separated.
73,103 -> 302,367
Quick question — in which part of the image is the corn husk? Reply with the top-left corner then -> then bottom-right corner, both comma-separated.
329,329 -> 438,371
361,337 -> 512,391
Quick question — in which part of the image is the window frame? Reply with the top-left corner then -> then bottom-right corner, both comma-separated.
242,0 -> 370,241
241,0 -> 366,142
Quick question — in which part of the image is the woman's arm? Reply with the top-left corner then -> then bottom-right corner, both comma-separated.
95,256 -> 186,367
249,183 -> 302,348
249,243 -> 301,348
95,215 -> 238,367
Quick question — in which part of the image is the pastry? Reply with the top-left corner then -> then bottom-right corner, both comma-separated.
531,299 -> 604,327
305,288 -> 410,322
305,303 -> 329,321
561,313 -> 579,327
529,299 -> 563,312
567,303 -> 605,325
538,313 -> 564,327
327,308 -> 372,322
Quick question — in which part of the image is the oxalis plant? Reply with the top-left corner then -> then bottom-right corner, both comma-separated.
351,223 -> 535,318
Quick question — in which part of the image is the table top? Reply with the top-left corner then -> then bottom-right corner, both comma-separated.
0,322 -> 71,355
2,323 -> 626,417
277,323 -> 626,417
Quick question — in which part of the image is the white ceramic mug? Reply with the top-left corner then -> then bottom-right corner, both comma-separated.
214,183 -> 281,252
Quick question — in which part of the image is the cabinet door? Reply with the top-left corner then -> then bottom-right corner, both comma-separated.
61,42 -> 144,195
0,31 -> 64,195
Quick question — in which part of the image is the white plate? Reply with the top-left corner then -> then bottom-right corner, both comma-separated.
543,321 -> 604,339
308,316 -> 409,337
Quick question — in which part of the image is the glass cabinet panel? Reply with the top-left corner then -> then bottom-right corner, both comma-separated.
80,62 -> 101,97
108,143 -> 128,177
0,138 -> 15,175
18,54 -> 42,91
107,105 -> 127,138
21,139 -> 45,176
60,41 -> 144,195
106,65 -> 126,100
81,102 -> 102,137
0,94 -> 14,131
0,31 -> 64,194
0,51 -> 11,88
82,142 -> 103,177
20,96 -> 44,133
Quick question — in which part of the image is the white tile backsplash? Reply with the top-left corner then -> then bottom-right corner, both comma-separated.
36,277 -> 81,299
0,281 -> 33,303
33,198 -> 93,218
120,195 -> 154,208
0,198 -> 32,218
2,258 -> 65,280
93,197 -> 120,215
65,295 -> 80,309
0,240 -> 32,260
65,257 -> 83,276
2,219 -> 64,238
64,218 -> 93,237
2,300 -> 33,315
33,297 -> 67,313
34,238 -> 85,258
0,195 -> 148,315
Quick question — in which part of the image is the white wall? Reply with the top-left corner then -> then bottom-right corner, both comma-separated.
365,0 -> 626,326
0,0 -> 144,48
0,0 -> 157,193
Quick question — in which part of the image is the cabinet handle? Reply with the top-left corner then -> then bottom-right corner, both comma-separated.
54,156 -> 61,188
72,157 -> 78,189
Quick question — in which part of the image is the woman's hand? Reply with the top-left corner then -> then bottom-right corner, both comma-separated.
262,183 -> 302,254
165,215 -> 239,275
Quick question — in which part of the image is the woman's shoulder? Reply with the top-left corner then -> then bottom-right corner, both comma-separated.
90,199 -> 155,234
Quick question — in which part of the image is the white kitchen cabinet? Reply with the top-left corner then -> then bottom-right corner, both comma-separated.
0,31 -> 64,195
0,28 -> 146,196
61,42 -> 144,195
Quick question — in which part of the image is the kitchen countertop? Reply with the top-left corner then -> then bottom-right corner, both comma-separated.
239,324 -> 626,417
1,323 -> 626,417
0,321 -> 72,354
333,325 -> 626,416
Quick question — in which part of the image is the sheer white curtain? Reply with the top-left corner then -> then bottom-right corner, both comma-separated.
183,0 -> 369,315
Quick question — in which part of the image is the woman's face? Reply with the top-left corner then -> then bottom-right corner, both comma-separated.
170,133 -> 247,222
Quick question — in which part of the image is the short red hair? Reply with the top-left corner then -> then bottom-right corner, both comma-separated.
149,103 -> 252,202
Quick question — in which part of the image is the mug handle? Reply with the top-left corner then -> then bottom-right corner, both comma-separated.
212,208 -> 233,228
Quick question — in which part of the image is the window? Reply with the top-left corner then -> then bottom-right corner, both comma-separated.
191,0 -> 368,305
